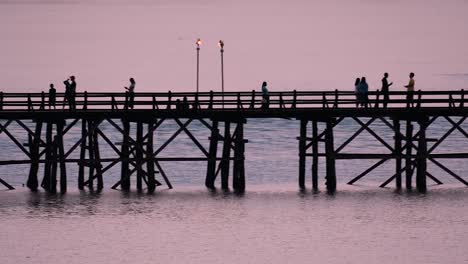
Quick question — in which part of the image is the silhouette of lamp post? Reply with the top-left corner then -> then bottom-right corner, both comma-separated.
218,40 -> 224,108
196,38 -> 202,93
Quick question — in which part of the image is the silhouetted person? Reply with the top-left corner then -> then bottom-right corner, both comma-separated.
63,76 -> 76,111
261,81 -> 269,109
63,80 -> 71,109
405,72 -> 415,107
48,83 -> 56,109
358,77 -> 369,108
124,77 -> 135,109
354,78 -> 361,107
381,72 -> 393,108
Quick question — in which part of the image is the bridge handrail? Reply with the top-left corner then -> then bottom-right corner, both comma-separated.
0,89 -> 465,111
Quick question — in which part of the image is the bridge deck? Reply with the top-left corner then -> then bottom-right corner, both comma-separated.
0,90 -> 465,194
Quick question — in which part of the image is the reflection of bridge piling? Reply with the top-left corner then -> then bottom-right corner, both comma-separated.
0,90 -> 465,194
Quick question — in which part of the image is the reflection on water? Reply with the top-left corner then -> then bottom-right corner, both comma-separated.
1,186 -> 468,264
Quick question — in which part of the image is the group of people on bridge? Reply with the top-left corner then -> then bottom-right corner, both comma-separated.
44,73 -> 416,110
354,72 -> 415,108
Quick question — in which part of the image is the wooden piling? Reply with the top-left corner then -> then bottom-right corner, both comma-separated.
311,120 -> 319,190
78,119 -> 86,189
325,118 -> 336,192
87,120 -> 95,188
298,119 -> 307,189
221,121 -> 231,190
233,122 -> 245,192
57,121 -> 67,193
27,120 -> 42,191
416,118 -> 427,193
136,121 -> 144,192
205,120 -> 219,189
146,122 -> 156,193
405,121 -> 413,190
92,122 -> 103,190
394,119 -> 402,189
121,119 -> 131,191
42,122 -> 53,192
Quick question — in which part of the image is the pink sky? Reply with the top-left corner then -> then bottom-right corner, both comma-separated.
1,0 -> 467,92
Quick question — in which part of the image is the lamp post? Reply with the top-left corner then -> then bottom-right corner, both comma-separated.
196,38 -> 202,93
218,40 -> 224,108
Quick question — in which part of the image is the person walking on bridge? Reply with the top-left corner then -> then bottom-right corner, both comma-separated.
358,77 -> 369,108
261,81 -> 269,109
354,78 -> 361,107
405,72 -> 415,107
381,72 -> 393,108
48,83 -> 56,109
124,77 -> 136,109
63,76 -> 77,111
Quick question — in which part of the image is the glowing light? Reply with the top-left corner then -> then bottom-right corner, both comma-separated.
196,38 -> 202,46
218,40 -> 224,48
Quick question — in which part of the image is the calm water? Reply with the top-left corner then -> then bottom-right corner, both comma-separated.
1,0 -> 468,263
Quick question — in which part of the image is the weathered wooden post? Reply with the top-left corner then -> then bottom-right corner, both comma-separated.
233,121 -> 245,192
221,121 -> 231,190
42,122 -> 54,192
298,119 -> 307,189
250,90 -> 256,109
146,122 -> 156,193
50,134 -> 58,193
121,119 -> 131,191
78,119 -> 87,189
325,118 -> 336,192
92,121 -> 103,190
405,121 -> 413,190
87,120 -> 95,188
57,121 -> 67,193
27,120 -> 42,191
136,121 -> 144,192
416,118 -> 427,193
393,119 -> 402,189
311,120 -> 319,190
205,119 -> 219,189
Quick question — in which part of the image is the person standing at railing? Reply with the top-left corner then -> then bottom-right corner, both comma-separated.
354,78 -> 361,107
124,77 -> 135,109
261,81 -> 269,109
358,77 -> 369,108
48,83 -> 56,109
405,72 -> 415,107
63,76 -> 77,111
381,72 -> 393,108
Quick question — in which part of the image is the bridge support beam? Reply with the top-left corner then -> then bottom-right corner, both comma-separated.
393,119 -> 402,189
311,120 -> 319,190
325,118 -> 336,192
298,119 -> 307,190
205,120 -> 219,189
146,122 -> 156,193
405,121 -> 414,190
233,121 -> 245,192
221,121 -> 231,190
416,118 -> 428,193
27,120 -> 42,191
120,119 -> 131,191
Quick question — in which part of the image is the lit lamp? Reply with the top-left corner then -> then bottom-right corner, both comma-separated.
218,40 -> 225,108
196,38 -> 202,93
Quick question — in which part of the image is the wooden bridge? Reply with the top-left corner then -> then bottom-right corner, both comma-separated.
0,89 -> 466,193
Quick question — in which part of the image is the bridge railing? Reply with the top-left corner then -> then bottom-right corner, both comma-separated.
0,89 -> 465,111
